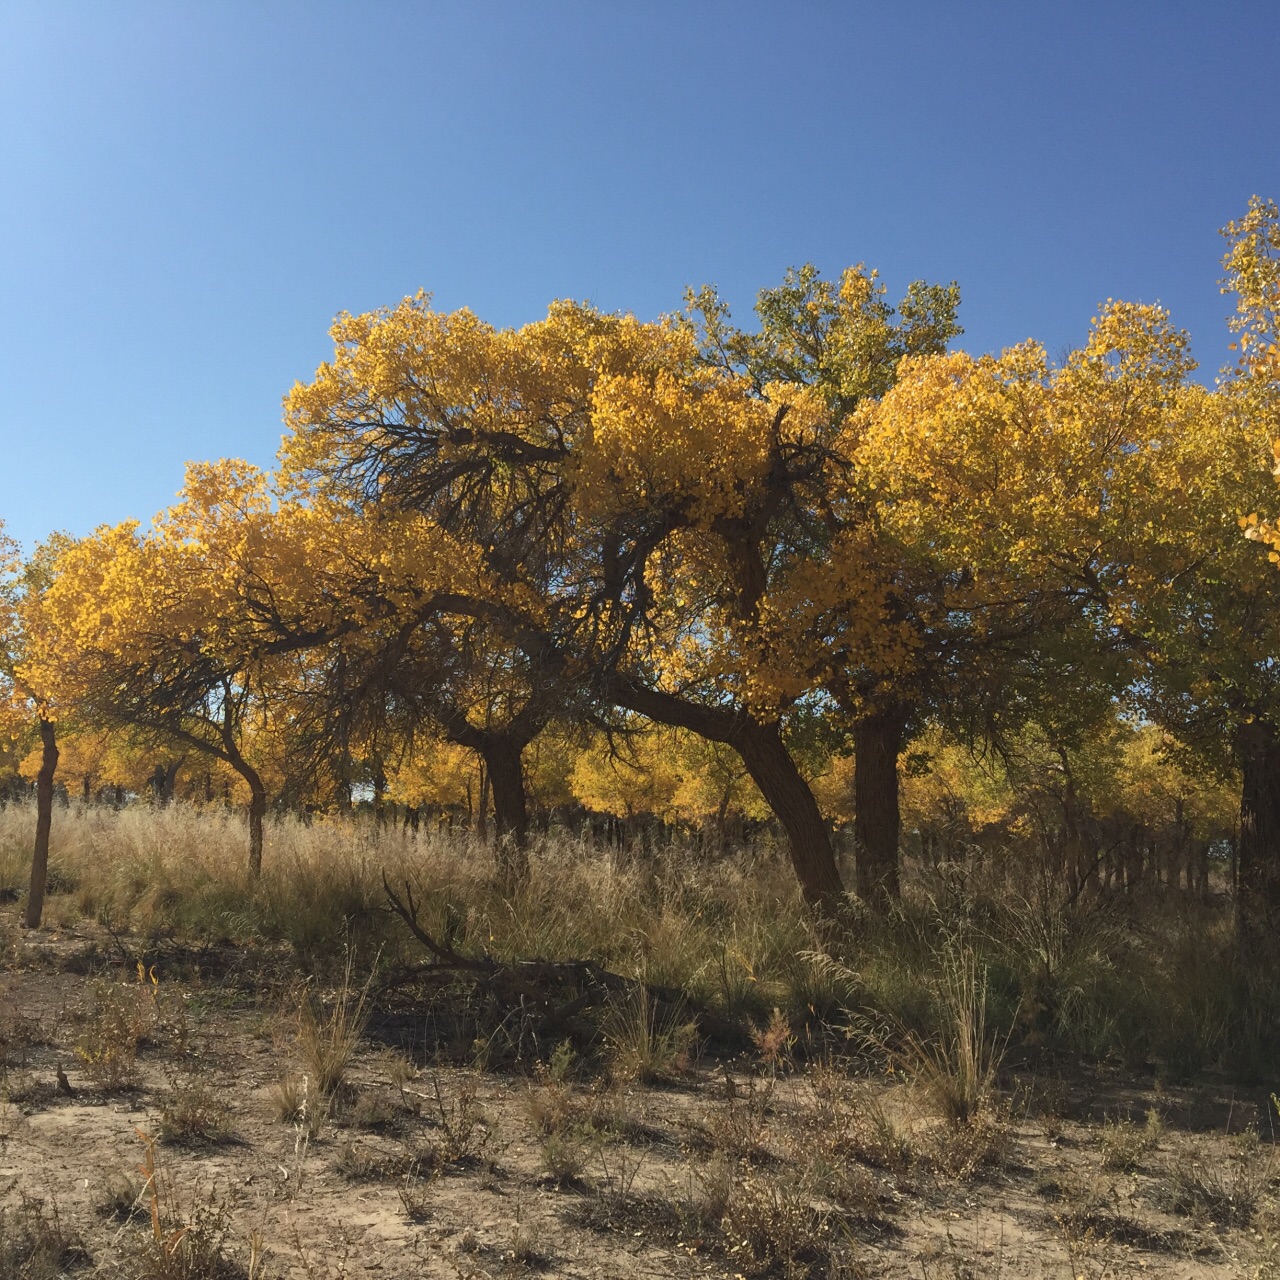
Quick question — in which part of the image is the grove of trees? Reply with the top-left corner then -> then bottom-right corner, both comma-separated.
3,198 -> 1279,936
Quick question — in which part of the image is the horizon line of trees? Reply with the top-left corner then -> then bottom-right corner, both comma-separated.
2,197 -> 1278,939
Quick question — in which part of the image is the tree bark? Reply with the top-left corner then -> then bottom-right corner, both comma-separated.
1236,718 -> 1280,947
485,737 -> 530,889
222,740 -> 267,877
735,719 -> 847,917
247,778 -> 266,878
24,718 -> 58,929
476,764 -> 489,840
853,704 -> 907,907
604,675 -> 846,920
438,700 -> 547,892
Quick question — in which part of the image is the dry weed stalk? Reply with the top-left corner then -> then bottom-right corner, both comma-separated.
294,953 -> 374,1104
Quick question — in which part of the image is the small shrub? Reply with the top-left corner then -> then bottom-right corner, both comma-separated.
603,987 -> 696,1085
502,1196 -> 547,1270
398,1161 -> 439,1222
0,1193 -> 89,1279
1099,1109 -> 1161,1172
1156,1137 -> 1268,1226
377,1048 -> 421,1114
925,1102 -> 1014,1179
335,1139 -> 412,1182
814,1076 -> 913,1174
672,1150 -> 734,1239
751,1007 -> 796,1074
74,968 -> 160,1091
524,1051 -> 581,1138
125,1130 -> 247,1280
159,1074 -> 233,1146
422,1074 -> 491,1168
342,1088 -> 404,1132
96,1169 -> 147,1222
722,1170 -> 834,1275
703,1075 -> 773,1162
538,1124 -> 594,1185
595,1140 -> 648,1200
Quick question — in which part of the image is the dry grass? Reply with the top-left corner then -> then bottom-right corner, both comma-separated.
0,1192 -> 88,1279
6,802 -> 1280,1277
293,959 -> 372,1104
1155,1133 -> 1272,1227
126,1130 -> 257,1280
601,986 -> 697,1084
73,966 -> 161,1091
1099,1108 -> 1162,1172
158,1072 -> 234,1146
897,944 -> 1004,1127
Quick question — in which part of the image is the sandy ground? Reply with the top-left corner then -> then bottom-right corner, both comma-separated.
3,911 -> 1278,1280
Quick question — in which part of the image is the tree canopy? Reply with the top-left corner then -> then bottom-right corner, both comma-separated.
10,199 -> 1280,935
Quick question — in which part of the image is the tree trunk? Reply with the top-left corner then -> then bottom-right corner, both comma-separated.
853,705 -> 907,907
477,764 -> 490,840
247,780 -> 266,878
1236,719 -> 1280,947
373,766 -> 387,825
225,754 -> 266,875
486,737 -> 530,889
735,719 -> 846,919
24,718 -> 58,929
605,674 -> 847,921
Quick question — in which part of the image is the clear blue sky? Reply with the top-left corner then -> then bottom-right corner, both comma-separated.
1,2 -> 1277,552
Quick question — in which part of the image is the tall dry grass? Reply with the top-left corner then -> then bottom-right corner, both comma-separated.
0,800 -> 818,1012
2,798 -> 1277,1082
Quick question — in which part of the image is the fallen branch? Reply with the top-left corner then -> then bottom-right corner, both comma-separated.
380,873 -> 743,1047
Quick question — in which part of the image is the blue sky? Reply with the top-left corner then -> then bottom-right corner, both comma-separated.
1,2 -> 1277,552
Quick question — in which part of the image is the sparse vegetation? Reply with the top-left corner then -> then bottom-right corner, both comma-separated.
0,1192 -> 88,1279
1,804 -> 1280,1277
158,1071 -> 234,1146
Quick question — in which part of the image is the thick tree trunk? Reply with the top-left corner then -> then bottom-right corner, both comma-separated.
733,720 -> 847,919
605,674 -> 847,921
853,705 -> 907,907
247,781 -> 266,878
224,751 -> 267,876
1236,719 -> 1280,946
438,700 -> 547,891
485,737 -> 530,889
24,719 -> 58,929
476,764 -> 490,840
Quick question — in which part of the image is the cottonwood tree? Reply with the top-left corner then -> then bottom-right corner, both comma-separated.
26,463 -> 335,874
282,295 -> 841,913
1,528 -> 70,926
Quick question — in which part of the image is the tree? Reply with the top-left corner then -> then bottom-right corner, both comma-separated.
840,300 -> 1204,901
25,463 -> 322,874
1,527 -> 70,927
280,295 -> 856,912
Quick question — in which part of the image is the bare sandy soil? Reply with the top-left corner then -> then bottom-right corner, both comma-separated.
3,911 -> 1278,1280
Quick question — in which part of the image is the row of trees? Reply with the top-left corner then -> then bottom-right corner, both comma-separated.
2,199 -> 1278,933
